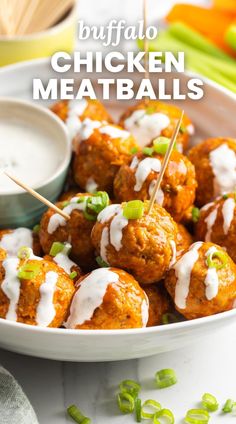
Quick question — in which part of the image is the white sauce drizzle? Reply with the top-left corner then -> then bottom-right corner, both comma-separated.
97,204 -> 128,252
65,99 -> 88,142
148,180 -> 164,205
65,268 -> 119,328
169,240 -> 177,268
85,177 -> 98,193
36,271 -> 58,327
97,204 -> 121,223
79,118 -> 102,141
124,110 -> 170,148
141,295 -> 149,327
100,227 -> 109,264
201,202 -> 215,212
99,125 -> 130,140
0,228 -> 33,257
54,251 -> 76,275
222,197 -> 235,235
47,196 -> 87,234
132,157 -> 162,192
174,242 -> 203,309
1,257 -> 20,321
204,246 -> 219,300
204,206 -> 219,242
187,124 -> 195,135
209,144 -> 236,197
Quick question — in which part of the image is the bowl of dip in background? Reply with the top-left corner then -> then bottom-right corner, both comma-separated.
0,98 -> 71,228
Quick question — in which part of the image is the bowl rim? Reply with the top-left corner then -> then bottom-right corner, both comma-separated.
0,96 -> 71,196
0,1 -> 77,42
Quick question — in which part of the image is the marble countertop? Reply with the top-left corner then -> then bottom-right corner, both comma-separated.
0,324 -> 236,424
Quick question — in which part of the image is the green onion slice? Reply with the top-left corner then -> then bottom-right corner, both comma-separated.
143,147 -> 154,156
69,271 -> 78,280
119,380 -> 141,399
67,404 -> 91,424
153,137 -> 175,155
192,207 -> 200,223
84,191 -> 109,221
146,106 -> 156,115
130,147 -> 138,155
206,250 -> 228,270
33,224 -> 40,233
179,125 -> 187,134
96,256 -> 109,268
184,409 -> 209,424
17,246 -> 31,260
18,263 -> 41,280
202,393 -> 218,412
49,242 -> 65,257
162,313 -> 178,325
123,200 -> 144,220
153,408 -> 175,424
222,399 -> 235,413
117,392 -> 135,414
155,369 -> 177,389
135,398 -> 142,422
141,399 -> 162,419
222,194 -> 229,200
62,201 -> 70,208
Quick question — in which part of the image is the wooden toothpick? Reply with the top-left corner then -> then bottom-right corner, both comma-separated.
4,171 -> 70,221
147,110 -> 184,214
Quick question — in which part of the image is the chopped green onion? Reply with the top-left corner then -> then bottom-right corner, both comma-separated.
153,137 -> 175,155
18,263 -> 41,280
62,201 -> 70,208
222,399 -> 235,413
141,399 -> 162,419
130,147 -> 138,155
17,247 -> 31,260
67,404 -> 91,424
192,207 -> 200,223
76,197 -> 85,204
155,369 -> 177,389
179,125 -> 187,134
222,194 -> 229,200
146,106 -> 156,115
49,242 -> 65,257
117,392 -> 135,414
153,408 -> 175,424
33,224 -> 40,233
143,147 -> 154,156
206,250 -> 228,270
123,200 -> 144,220
119,380 -> 141,399
96,256 -> 109,268
135,398 -> 142,422
202,393 -> 218,412
69,271 -> 78,280
84,192 -> 109,221
184,409 -> 209,424
162,313 -> 178,325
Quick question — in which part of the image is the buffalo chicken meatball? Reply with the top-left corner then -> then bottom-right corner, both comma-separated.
0,228 -> 42,257
195,194 -> 236,263
114,149 -> 196,222
0,249 -> 75,327
91,201 -> 178,285
119,100 -> 194,151
143,284 -> 172,327
165,242 -> 236,320
73,121 -> 138,195
44,242 -> 82,282
188,138 -> 236,207
65,267 -> 149,329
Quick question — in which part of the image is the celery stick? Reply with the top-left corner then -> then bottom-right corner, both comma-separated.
190,60 -> 236,93
168,21 -> 234,63
225,24 -> 236,51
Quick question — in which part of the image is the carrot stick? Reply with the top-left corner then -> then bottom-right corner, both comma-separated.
213,0 -> 236,13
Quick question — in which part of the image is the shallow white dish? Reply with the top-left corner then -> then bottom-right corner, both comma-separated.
0,58 -> 236,362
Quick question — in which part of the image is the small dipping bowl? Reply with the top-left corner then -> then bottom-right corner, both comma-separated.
0,98 -> 71,228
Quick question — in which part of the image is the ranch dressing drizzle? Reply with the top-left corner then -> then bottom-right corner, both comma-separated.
85,177 -> 98,193
65,99 -> 88,142
53,245 -> 76,275
97,204 -> 128,252
209,144 -> 236,197
79,118 -> 102,141
201,202 -> 215,212
124,110 -> 170,148
174,242 -> 203,309
169,240 -> 177,268
97,204 -> 121,224
47,196 -> 88,234
36,271 -> 58,327
0,228 -> 33,257
1,257 -> 20,321
141,295 -> 149,327
204,246 -> 219,300
65,268 -> 119,328
100,227 -> 109,264
132,157 -> 162,191
187,124 -> 195,135
99,125 -> 130,140
222,197 -> 235,235
148,180 -> 164,205
204,206 -> 219,242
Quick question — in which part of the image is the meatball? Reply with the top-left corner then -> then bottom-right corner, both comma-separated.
0,251 -> 75,327
119,100 -> 194,151
188,138 -> 236,207
73,121 -> 138,195
0,228 -> 42,257
195,194 -> 236,263
44,242 -> 82,282
165,241 -> 236,320
114,150 -> 196,222
91,201 -> 178,285
39,193 -> 102,271
65,267 -> 149,329
143,284 -> 172,327
176,224 -> 193,258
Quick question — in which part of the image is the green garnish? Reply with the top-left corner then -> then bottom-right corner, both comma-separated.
179,125 -> 187,134
96,256 -> 109,268
141,399 -> 162,419
69,271 -> 78,280
184,408 -> 209,424
33,224 -> 40,233
153,137 -> 175,155
153,408 -> 175,424
117,392 -> 135,414
206,250 -> 228,270
155,369 -> 177,389
146,106 -> 156,115
222,399 -> 235,413
130,147 -> 138,155
119,380 -> 141,399
201,393 -> 218,412
49,242 -> 65,257
67,404 -> 91,424
62,201 -> 70,208
142,147 -> 154,156
192,207 -> 200,223
135,398 -> 142,422
123,200 -> 144,220
17,246 -> 31,260
18,263 -> 41,280
222,194 -> 229,200
84,191 -> 109,221
162,313 -> 178,325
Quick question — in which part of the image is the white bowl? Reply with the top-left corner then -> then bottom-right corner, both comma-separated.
0,58 -> 236,362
